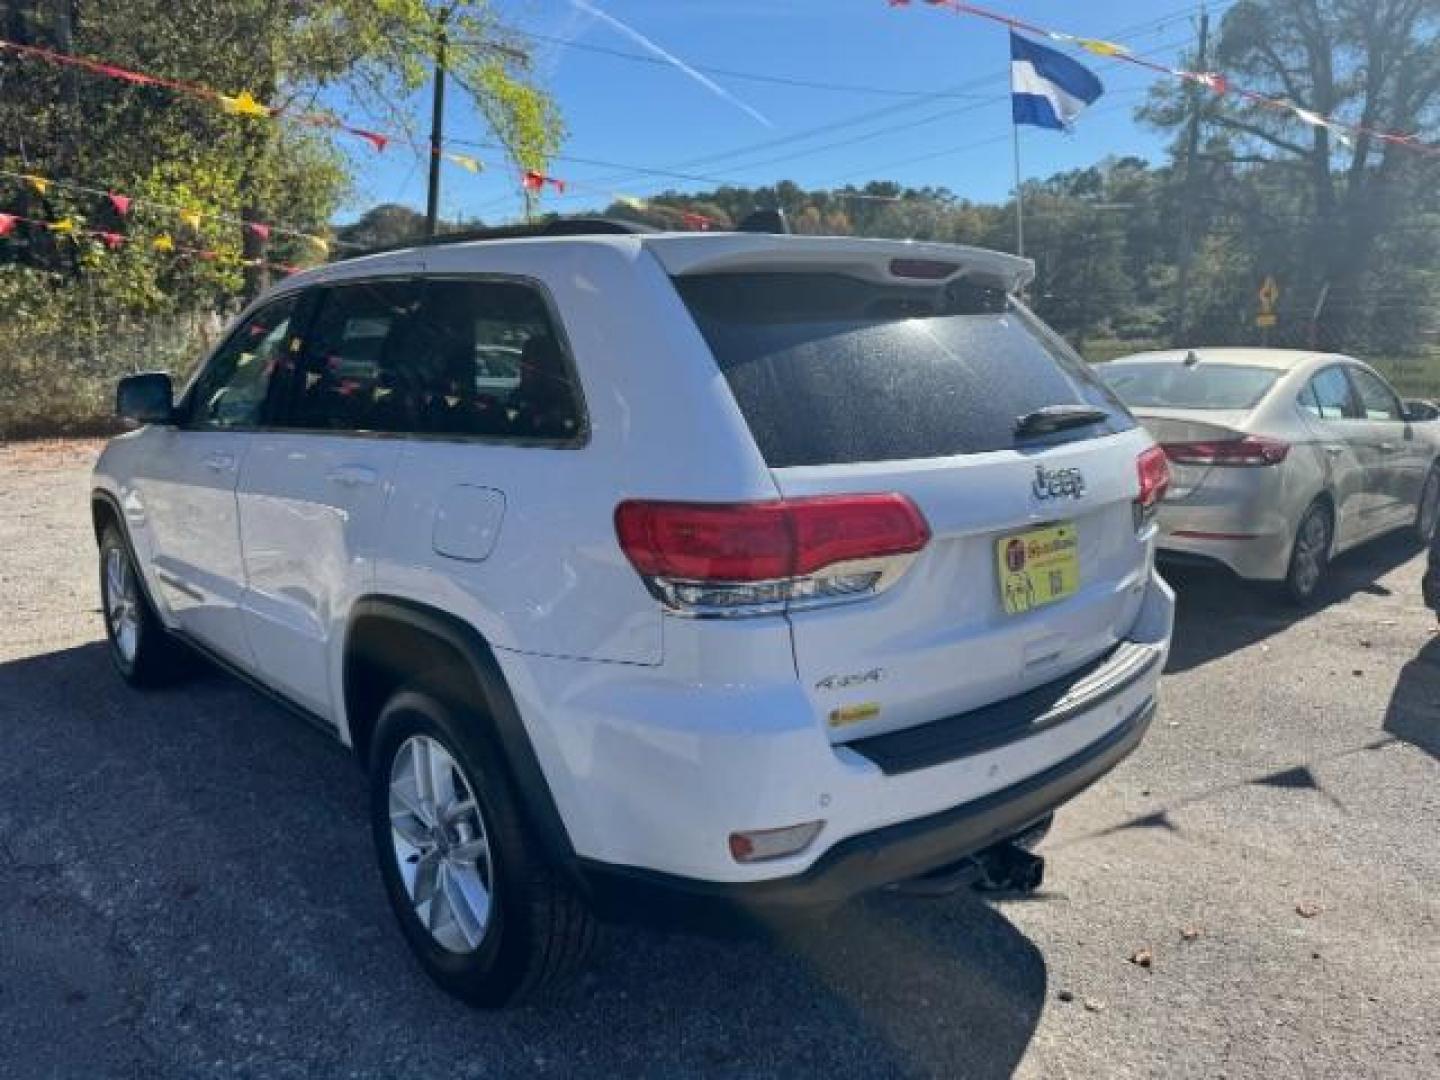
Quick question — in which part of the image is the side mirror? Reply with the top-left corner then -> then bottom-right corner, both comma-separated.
1403,400 -> 1436,422
116,372 -> 175,424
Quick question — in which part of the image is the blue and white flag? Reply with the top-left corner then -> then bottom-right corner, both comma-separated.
1010,32 -> 1104,131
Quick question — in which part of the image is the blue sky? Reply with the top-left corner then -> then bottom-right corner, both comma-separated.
331,1 -> 1220,225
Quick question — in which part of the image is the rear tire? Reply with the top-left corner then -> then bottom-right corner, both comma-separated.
1414,466 -> 1440,544
1281,501 -> 1332,606
368,690 -> 597,1007
98,525 -> 188,687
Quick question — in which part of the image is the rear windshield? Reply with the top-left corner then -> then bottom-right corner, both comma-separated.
674,272 -> 1132,467
1099,362 -> 1280,410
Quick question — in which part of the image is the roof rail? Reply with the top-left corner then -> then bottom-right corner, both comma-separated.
335,216 -> 659,261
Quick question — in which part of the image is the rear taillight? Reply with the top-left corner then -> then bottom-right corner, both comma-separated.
1162,436 -> 1290,467
1136,446 -> 1171,523
615,494 -> 930,615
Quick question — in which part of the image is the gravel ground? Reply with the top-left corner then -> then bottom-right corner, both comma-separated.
1,440 -> 1437,1079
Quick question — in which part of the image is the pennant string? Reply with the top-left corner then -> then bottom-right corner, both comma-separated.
895,1 -> 1440,156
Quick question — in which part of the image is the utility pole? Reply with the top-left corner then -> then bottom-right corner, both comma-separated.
1175,3 -> 1209,344
424,7 -> 451,239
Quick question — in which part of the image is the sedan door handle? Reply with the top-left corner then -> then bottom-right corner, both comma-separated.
1323,444 -> 1344,457
1379,442 -> 1398,453
326,465 -> 378,488
203,452 -> 236,472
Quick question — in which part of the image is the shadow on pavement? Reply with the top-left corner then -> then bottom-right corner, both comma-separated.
0,641 -> 1046,1079
1163,531 -> 1420,675
1384,635 -> 1440,762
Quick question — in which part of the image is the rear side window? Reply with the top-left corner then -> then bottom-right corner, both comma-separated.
1307,366 -> 1361,420
275,278 -> 583,441
674,272 -> 1130,467
1100,363 -> 1280,410
281,280 -> 423,431
1347,367 -> 1402,421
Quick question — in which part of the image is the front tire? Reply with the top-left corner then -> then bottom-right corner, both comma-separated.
1282,501 -> 1332,605
98,525 -> 186,686
368,690 -> 597,1007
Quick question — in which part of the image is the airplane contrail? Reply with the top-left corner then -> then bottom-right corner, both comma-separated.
568,0 -> 774,128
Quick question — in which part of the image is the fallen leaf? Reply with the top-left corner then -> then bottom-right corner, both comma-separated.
1057,989 -> 1075,1003
1180,925 -> 1202,941
1351,669 -> 1363,677
1296,901 -> 1322,918
1128,947 -> 1154,968
1083,998 -> 1106,1012
1359,639 -> 1372,648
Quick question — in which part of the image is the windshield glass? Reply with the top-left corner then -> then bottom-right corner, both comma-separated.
674,272 -> 1131,468
1098,362 -> 1281,410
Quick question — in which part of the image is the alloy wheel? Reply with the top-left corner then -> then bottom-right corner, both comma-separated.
388,735 -> 495,955
1292,509 -> 1329,597
104,546 -> 141,663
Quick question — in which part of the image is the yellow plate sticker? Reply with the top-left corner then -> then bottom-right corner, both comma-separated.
996,523 -> 1080,615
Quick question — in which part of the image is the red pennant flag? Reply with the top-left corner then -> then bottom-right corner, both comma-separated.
0,213 -> 15,237
98,231 -> 125,250
354,129 -> 388,152
681,212 -> 713,230
247,221 -> 271,241
552,178 -> 567,194
522,170 -> 545,193
108,193 -> 132,216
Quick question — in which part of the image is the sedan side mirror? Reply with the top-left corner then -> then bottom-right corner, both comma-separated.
116,372 -> 176,424
1403,400 -> 1439,423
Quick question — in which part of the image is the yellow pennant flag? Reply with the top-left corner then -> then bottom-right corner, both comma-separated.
25,174 -> 50,195
49,217 -> 76,235
445,152 -> 482,173
307,235 -> 329,256
1076,37 -> 1129,57
219,90 -> 271,118
152,233 -> 175,252
179,208 -> 203,231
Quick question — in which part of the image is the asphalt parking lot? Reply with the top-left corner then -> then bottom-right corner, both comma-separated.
1,439 -> 1437,1079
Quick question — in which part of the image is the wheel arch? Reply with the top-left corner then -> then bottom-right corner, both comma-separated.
341,596 -> 580,882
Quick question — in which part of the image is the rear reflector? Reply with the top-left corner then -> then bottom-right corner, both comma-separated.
615,494 -> 929,583
1163,436 -> 1290,467
1136,446 -> 1172,509
729,821 -> 824,863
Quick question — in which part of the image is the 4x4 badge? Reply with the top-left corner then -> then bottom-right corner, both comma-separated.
1032,464 -> 1086,501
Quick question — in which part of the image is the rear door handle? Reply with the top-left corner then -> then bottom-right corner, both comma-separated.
1323,444 -> 1344,457
326,465 -> 378,488
203,452 -> 236,472
1379,443 -> 1398,453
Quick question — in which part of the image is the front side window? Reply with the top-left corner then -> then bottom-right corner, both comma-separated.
1348,367 -> 1403,421
1307,366 -> 1360,421
184,293 -> 299,428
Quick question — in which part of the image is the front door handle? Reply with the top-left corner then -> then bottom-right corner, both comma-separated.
203,452 -> 236,472
1379,442 -> 1398,453
1323,444 -> 1344,457
326,465 -> 378,488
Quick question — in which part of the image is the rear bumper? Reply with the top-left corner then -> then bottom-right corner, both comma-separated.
580,698 -> 1154,928
500,569 -> 1172,907
1156,507 -> 1293,580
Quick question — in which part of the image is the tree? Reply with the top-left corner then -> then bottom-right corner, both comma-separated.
1144,0 -> 1440,347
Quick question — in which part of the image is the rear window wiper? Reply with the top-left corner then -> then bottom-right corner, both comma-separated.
1013,404 -> 1109,439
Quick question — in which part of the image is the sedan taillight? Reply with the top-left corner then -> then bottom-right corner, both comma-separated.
615,494 -> 930,615
1163,436 -> 1290,467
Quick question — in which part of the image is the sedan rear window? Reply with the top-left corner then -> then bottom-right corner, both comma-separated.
1099,362 -> 1280,410
674,272 -> 1131,468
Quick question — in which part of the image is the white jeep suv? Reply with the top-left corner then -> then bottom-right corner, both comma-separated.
92,220 -> 1174,1006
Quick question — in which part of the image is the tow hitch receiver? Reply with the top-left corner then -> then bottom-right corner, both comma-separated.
891,840 -> 1046,898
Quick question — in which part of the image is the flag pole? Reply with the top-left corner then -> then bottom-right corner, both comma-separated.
1011,118 -> 1025,260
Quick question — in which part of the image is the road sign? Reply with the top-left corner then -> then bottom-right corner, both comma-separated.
1257,275 -> 1280,329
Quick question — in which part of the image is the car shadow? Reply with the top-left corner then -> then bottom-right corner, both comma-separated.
1162,531 -> 1421,675
1383,635 -> 1440,762
0,642 -> 1046,1078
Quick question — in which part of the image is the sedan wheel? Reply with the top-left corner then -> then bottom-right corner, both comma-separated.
1285,503 -> 1332,604
1416,468 -> 1440,543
